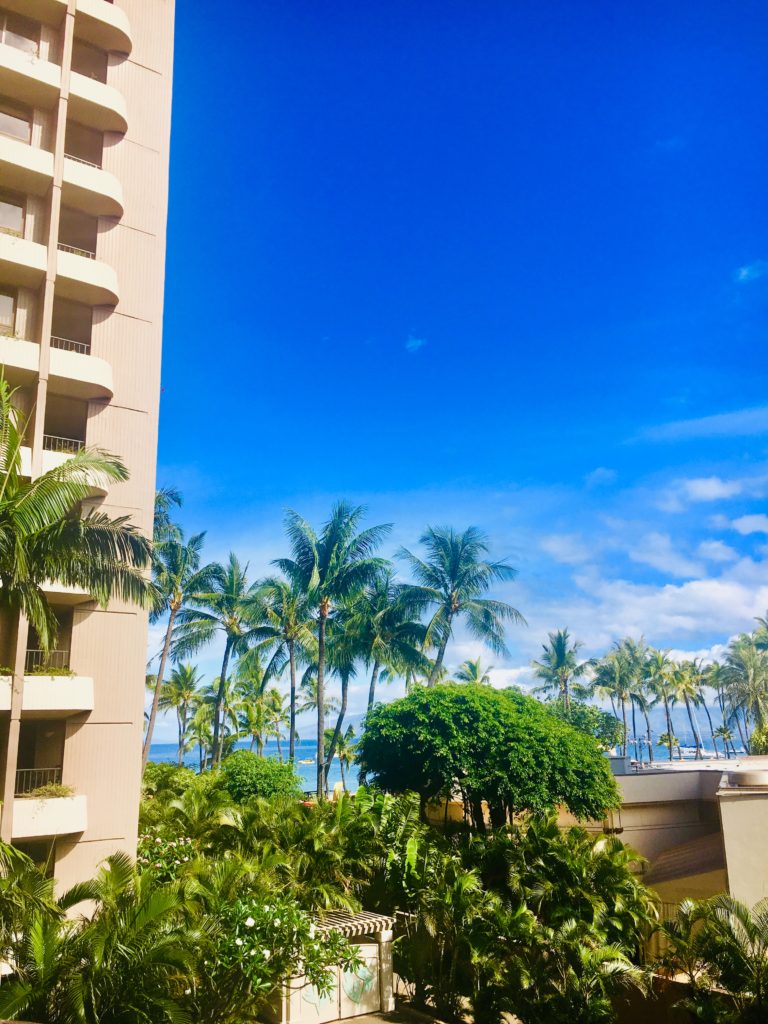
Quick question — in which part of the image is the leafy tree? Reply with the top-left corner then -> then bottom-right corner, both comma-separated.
0,379 -> 152,653
545,698 -> 623,751
172,553 -> 262,765
358,684 -> 619,827
646,649 -> 676,762
220,749 -> 302,802
274,502 -> 391,797
143,530 -> 217,769
153,485 -> 182,542
532,628 -> 589,710
399,525 -> 525,685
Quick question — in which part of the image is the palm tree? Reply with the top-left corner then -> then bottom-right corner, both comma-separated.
399,525 -> 525,686
185,701 -> 214,772
143,530 -> 217,769
722,635 -> 768,753
238,693 -> 268,754
353,569 -> 427,712
531,628 -> 588,710
455,657 -> 493,685
646,649 -> 676,762
265,686 -> 289,760
274,502 -> 391,798
0,379 -> 152,655
670,662 -> 705,759
158,663 -> 203,765
297,669 -> 340,720
249,576 -> 314,762
323,616 -> 363,785
591,651 -> 632,756
172,553 -> 261,765
689,658 -> 720,759
153,485 -> 182,542
714,724 -> 734,759
333,724 -> 357,791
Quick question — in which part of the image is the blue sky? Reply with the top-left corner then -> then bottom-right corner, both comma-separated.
151,0 -> 768,739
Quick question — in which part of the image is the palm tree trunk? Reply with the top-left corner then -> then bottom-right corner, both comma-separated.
428,613 -> 453,686
621,697 -> 628,756
631,700 -> 639,760
368,658 -> 381,712
316,611 -> 327,799
176,709 -> 183,766
249,735 -> 255,752
340,759 -> 347,792
288,640 -> 297,763
325,671 -> 349,782
683,694 -> 702,759
664,696 -> 674,762
211,636 -> 233,767
142,606 -> 177,771
276,733 -> 283,762
733,709 -> 748,753
702,702 -> 720,759
643,707 -> 654,763
563,672 -> 570,712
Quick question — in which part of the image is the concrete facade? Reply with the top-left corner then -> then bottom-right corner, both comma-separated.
0,0 -> 173,887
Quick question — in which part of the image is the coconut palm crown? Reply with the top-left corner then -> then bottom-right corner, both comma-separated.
398,525 -> 525,686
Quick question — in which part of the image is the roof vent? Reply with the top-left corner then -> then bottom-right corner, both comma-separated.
731,770 -> 768,788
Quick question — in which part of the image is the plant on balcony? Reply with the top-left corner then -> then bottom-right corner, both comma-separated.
20,783 -> 74,799
25,666 -> 75,677
0,377 -> 153,653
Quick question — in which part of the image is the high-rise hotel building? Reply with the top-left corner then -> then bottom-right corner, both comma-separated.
0,0 -> 173,887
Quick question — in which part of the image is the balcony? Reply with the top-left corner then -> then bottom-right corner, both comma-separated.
75,0 -> 133,56
55,246 -> 119,305
0,134 -> 53,195
0,334 -> 39,386
68,71 -> 128,134
62,154 -> 123,217
0,232 -> 46,287
0,656 -> 94,716
49,335 -> 114,400
0,41 -> 60,108
12,791 -> 87,840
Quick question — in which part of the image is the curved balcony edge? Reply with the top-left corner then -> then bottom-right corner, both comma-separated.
62,157 -> 124,218
69,72 -> 128,134
55,248 -> 119,306
75,0 -> 133,56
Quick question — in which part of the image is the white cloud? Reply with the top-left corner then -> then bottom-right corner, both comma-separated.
734,260 -> 768,283
683,476 -> 744,501
731,514 -> 768,536
627,532 -> 703,578
405,334 -> 427,354
697,539 -> 738,563
641,406 -> 768,442
540,533 -> 591,565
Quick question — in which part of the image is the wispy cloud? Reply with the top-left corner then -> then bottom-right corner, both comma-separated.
734,260 -> 768,284
627,532 -> 703,578
540,533 -> 591,565
641,406 -> 768,442
731,514 -> 768,536
405,334 -> 427,354
697,539 -> 739,563
584,467 -> 617,488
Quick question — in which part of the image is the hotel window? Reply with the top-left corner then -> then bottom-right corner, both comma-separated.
71,39 -> 107,84
0,10 -> 38,55
0,96 -> 31,143
0,189 -> 24,237
0,287 -> 16,337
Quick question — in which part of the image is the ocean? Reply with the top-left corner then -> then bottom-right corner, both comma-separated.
148,737 -> 348,793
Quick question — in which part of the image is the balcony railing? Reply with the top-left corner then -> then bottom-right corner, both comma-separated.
42,434 -> 84,454
64,152 -> 102,170
15,766 -> 62,796
51,335 -> 91,355
25,649 -> 70,673
58,243 -> 96,260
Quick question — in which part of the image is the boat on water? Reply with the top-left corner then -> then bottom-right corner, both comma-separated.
299,758 -> 315,765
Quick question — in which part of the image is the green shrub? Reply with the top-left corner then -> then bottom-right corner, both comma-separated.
142,761 -> 196,797
220,751 -> 301,802
0,666 -> 12,675
21,783 -> 74,799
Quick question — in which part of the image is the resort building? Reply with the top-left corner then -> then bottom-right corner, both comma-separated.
0,0 -> 174,887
